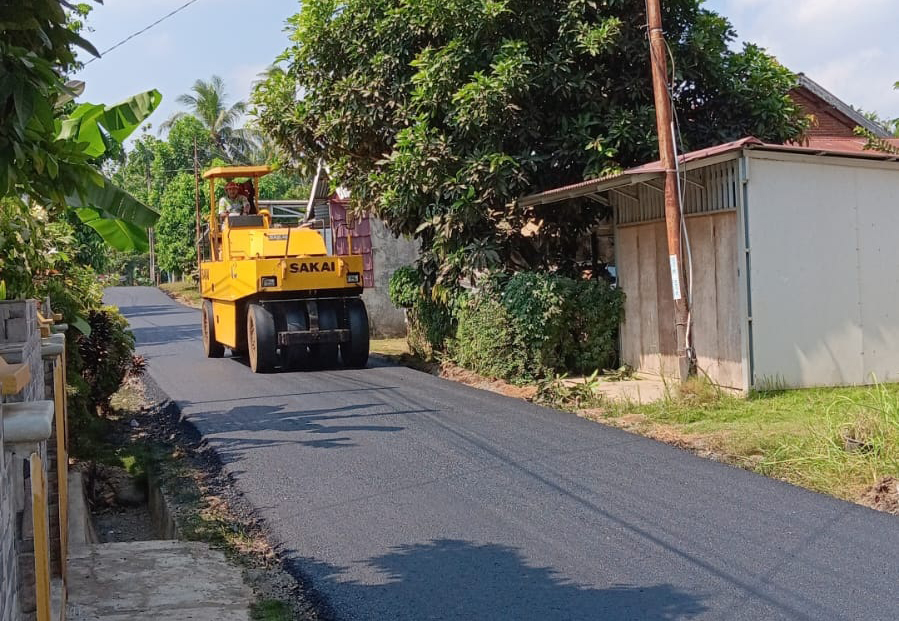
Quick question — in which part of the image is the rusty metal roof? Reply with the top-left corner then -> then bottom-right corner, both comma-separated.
799,136 -> 899,153
516,136 -> 899,207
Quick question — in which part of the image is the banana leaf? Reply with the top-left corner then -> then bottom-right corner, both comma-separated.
68,174 -> 160,229
63,89 -> 162,158
75,206 -> 151,253
58,90 -> 163,248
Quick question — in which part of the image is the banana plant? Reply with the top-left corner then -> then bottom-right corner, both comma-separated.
58,90 -> 164,251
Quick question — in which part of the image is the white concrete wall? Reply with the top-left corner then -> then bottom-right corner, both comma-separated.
746,153 -> 899,387
362,219 -> 420,338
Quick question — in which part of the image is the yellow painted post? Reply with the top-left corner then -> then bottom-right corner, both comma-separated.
53,360 -> 68,581
30,453 -> 52,621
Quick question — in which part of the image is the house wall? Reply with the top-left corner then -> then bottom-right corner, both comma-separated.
746,153 -> 899,388
362,219 -> 420,338
617,211 -> 743,389
789,87 -> 858,138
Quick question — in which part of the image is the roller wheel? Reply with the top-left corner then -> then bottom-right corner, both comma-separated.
281,305 -> 309,370
310,303 -> 339,369
341,298 -> 369,368
202,300 -> 225,358
247,303 -> 277,373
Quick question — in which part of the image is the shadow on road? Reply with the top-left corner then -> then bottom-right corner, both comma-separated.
182,402 -> 431,456
115,303 -> 196,319
286,538 -> 709,621
130,324 -> 202,347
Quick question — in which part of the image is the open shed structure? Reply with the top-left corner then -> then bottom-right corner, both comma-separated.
521,137 -> 899,391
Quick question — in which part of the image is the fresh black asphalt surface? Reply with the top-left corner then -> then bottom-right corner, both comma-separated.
109,286 -> 899,620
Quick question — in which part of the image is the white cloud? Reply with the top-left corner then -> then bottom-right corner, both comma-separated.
708,0 -> 899,117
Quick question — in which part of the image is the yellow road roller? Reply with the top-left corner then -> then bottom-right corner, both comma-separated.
197,165 -> 369,372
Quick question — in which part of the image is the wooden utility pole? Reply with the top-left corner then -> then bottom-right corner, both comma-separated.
646,0 -> 691,379
146,168 -> 156,286
194,137 -> 203,270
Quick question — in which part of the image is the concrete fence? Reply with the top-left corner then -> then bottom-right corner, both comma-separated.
1,300 -> 70,621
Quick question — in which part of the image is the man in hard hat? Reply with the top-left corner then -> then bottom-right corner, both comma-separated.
218,181 -> 250,224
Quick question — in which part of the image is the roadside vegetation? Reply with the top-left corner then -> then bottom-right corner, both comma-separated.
92,380 -> 316,619
0,3 -> 157,481
159,280 -> 202,308
591,378 -> 899,507
389,267 -> 624,383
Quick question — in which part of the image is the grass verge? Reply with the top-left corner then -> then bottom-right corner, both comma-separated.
159,281 -> 202,308
250,599 -> 294,621
587,376 -> 899,510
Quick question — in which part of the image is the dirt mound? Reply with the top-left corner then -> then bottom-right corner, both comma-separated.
860,477 -> 899,515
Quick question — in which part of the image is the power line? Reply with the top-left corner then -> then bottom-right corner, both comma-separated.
83,0 -> 203,66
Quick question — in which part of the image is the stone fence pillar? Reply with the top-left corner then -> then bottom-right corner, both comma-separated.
0,300 -> 55,621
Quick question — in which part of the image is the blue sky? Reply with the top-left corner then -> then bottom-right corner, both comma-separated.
74,0 -> 899,134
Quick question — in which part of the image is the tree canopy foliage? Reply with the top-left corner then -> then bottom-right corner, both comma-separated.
161,75 -> 260,164
114,108 -> 308,277
0,0 -> 161,253
255,0 -> 808,285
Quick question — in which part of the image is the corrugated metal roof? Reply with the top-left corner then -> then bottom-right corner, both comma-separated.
796,74 -> 892,138
627,137 -> 763,174
799,136 -> 899,154
517,136 -> 899,207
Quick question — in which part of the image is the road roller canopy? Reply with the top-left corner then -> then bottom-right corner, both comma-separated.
202,165 -> 273,180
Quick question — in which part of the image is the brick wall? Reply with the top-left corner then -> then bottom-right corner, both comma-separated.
789,88 -> 858,138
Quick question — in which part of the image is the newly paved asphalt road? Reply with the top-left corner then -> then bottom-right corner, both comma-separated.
109,287 -> 899,621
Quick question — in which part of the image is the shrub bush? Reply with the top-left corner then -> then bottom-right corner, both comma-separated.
388,265 -> 421,309
395,267 -> 624,380
406,297 -> 456,360
451,271 -> 625,382
500,272 -> 577,377
450,294 -> 528,380
77,306 -> 137,414
569,278 -> 626,373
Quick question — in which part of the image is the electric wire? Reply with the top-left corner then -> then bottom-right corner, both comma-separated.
83,0 -> 204,66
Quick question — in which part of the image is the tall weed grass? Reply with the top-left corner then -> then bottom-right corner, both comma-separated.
758,380 -> 899,499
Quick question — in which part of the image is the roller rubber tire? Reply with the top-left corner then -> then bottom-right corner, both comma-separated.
310,303 -> 339,369
282,305 -> 309,370
247,303 -> 277,373
340,298 -> 369,368
202,300 -> 225,358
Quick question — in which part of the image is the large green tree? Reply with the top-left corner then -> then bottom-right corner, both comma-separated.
0,1 -> 162,254
254,0 -> 808,284
155,172 -> 202,276
115,113 -> 308,279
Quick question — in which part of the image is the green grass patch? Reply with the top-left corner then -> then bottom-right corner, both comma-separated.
370,338 -> 409,357
250,599 -> 293,621
159,281 -> 201,308
602,378 -> 899,502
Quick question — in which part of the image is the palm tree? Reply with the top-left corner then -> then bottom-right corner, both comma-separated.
160,75 -> 259,164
